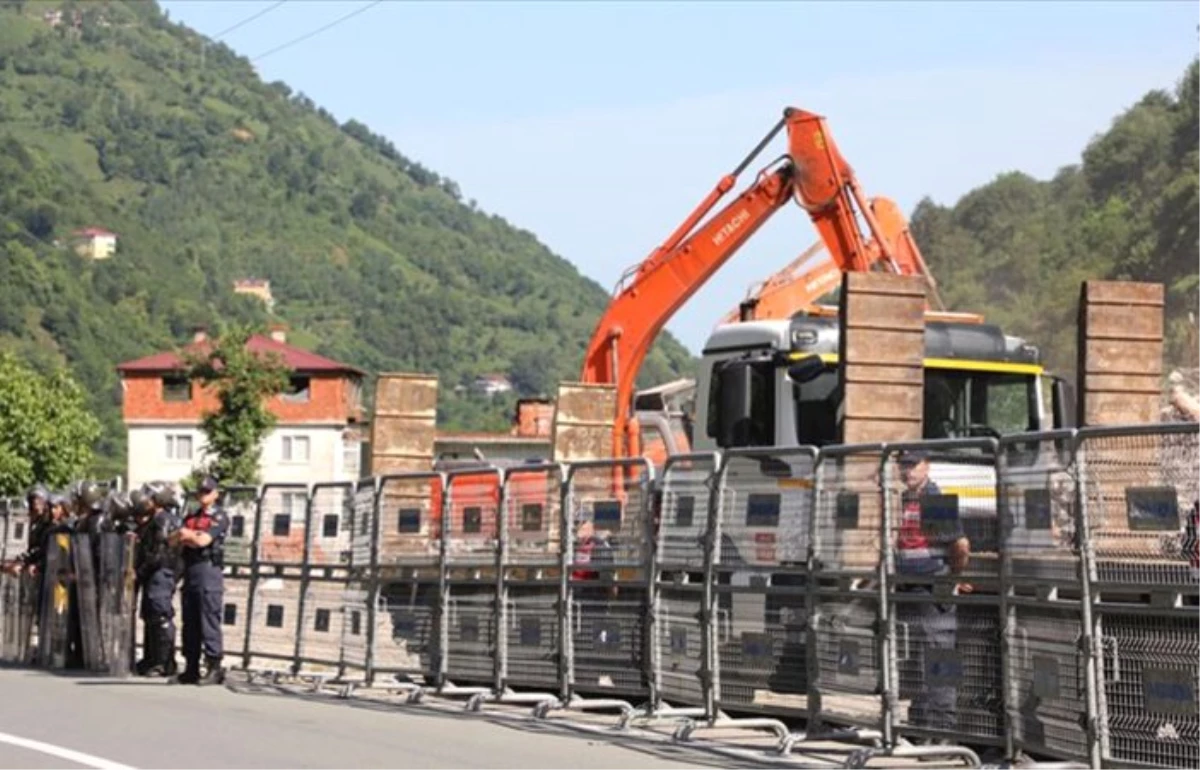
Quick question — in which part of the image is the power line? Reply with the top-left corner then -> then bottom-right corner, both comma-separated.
212,0 -> 289,41
251,1 -> 383,63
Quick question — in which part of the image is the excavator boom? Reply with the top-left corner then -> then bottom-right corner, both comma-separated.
582,107 -> 946,459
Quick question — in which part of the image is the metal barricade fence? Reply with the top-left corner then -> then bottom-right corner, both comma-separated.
807,443 -> 888,741
998,430 -> 1094,765
245,484 -> 309,672
563,459 -> 653,704
373,473 -> 443,690
499,464 -> 564,695
441,469 -> 502,689
295,484 -> 355,676
883,439 -> 1004,752
712,447 -> 817,721
652,453 -> 720,716
1077,423 -> 1199,770
343,479 -> 378,679
216,485 -> 258,669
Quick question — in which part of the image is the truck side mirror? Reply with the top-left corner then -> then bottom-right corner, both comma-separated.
1051,376 -> 1075,430
786,354 -> 825,385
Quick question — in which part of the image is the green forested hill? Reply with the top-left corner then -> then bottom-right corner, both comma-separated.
912,59 -> 1199,379
0,0 -> 695,475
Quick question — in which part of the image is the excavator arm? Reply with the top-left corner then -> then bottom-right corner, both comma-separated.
582,108 -> 944,459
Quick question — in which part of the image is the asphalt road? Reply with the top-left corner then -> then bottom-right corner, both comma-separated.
0,667 -> 732,769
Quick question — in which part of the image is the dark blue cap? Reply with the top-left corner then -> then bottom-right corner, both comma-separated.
898,449 -> 931,466
197,475 -> 220,494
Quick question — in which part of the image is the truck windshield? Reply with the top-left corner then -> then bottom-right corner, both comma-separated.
794,367 -> 1039,445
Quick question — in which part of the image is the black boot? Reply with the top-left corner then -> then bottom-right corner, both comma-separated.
157,622 -> 178,677
175,659 -> 200,684
198,655 -> 224,686
135,626 -> 158,676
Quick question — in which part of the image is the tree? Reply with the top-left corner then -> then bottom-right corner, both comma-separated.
183,324 -> 290,486
0,352 -> 101,495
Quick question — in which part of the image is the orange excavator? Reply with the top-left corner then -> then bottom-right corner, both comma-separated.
579,107 -> 943,461
721,195 -> 945,325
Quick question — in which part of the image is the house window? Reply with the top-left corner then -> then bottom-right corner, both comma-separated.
322,514 -> 339,538
272,514 -> 291,538
350,610 -> 362,636
266,605 -> 284,628
282,435 -> 310,463
281,376 -> 311,404
314,609 -> 331,633
162,376 -> 192,402
223,603 -> 237,626
13,522 -> 25,541
165,434 -> 193,461
230,515 -> 245,538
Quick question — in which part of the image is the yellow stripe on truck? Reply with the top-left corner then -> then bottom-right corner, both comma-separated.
939,486 -> 996,499
804,352 -> 1043,376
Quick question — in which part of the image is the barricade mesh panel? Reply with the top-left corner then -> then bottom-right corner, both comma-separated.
655,585 -> 707,708
1001,433 -> 1091,762
0,572 -> 36,664
1080,428 -> 1200,587
297,579 -> 347,672
257,485 -> 309,566
504,467 -> 562,566
248,576 -> 301,666
658,456 -> 717,570
1099,612 -> 1199,769
377,475 -> 441,567
220,486 -> 258,567
499,466 -> 562,693
340,582 -> 370,675
811,449 -> 884,729
886,442 -> 1003,742
572,587 -> 647,696
2,501 -> 29,562
653,456 -> 713,709
504,587 -> 559,689
712,451 -> 814,715
565,461 -> 651,699
351,481 -> 376,570
308,485 -> 353,567
222,576 -> 251,663
444,585 -> 496,684
375,580 -> 439,678
445,473 -> 500,567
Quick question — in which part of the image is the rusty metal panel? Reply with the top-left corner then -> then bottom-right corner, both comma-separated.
551,381 -> 617,463
369,373 -> 438,474
1076,281 -> 1164,427
839,273 -> 926,444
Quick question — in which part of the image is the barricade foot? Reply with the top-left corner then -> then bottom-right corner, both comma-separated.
672,715 -> 791,746
843,743 -> 981,769
532,695 -> 637,726
619,703 -> 708,730
781,725 -> 884,754
465,689 -> 559,713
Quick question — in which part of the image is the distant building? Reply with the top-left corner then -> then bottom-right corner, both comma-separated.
116,326 -> 366,489
433,399 -> 554,467
471,374 -> 513,396
234,278 -> 276,311
71,227 -> 117,260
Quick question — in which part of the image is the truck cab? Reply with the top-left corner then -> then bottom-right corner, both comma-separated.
693,307 -> 1073,452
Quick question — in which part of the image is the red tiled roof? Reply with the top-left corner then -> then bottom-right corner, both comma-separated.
116,334 -> 364,375
73,227 -> 116,237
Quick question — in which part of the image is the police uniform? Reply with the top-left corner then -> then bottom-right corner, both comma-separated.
134,485 -> 181,676
177,476 -> 229,685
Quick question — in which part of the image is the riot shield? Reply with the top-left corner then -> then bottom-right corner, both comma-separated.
96,532 -> 137,676
38,533 -> 73,669
1,570 -> 36,664
71,533 -> 104,671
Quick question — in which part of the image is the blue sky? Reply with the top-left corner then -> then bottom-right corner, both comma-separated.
162,0 -> 1199,354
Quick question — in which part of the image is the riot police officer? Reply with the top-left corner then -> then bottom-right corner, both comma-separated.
134,483 -> 181,677
176,475 -> 228,685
